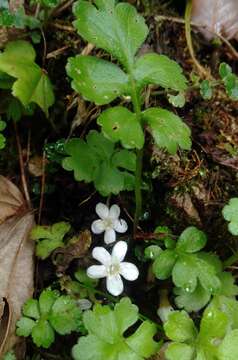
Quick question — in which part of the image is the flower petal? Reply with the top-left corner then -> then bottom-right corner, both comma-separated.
120,262 -> 139,281
91,219 -> 105,234
104,229 -> 116,244
87,265 -> 107,278
96,203 -> 109,219
106,274 -> 124,296
109,204 -> 120,220
112,241 -> 128,262
114,219 -> 128,233
92,247 -> 111,266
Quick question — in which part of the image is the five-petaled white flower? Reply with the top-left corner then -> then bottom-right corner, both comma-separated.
87,241 -> 139,296
91,203 -> 128,244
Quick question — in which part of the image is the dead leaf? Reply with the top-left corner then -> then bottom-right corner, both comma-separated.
0,176 -> 25,224
171,193 -> 201,224
53,230 -> 91,274
0,176 -> 34,358
28,156 -> 46,177
192,0 -> 238,40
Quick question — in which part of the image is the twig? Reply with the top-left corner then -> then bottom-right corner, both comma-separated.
14,122 -> 31,208
38,146 -> 47,224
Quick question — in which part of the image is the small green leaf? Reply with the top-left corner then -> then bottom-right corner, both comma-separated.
2,351 -> 16,360
219,63 -> 232,79
218,272 -> 238,297
66,56 -> 129,105
200,80 -> 213,100
39,289 -> 59,315
16,317 -> 36,337
134,53 -> 187,92
174,282 -> 211,312
222,198 -> 238,235
62,130 -> 135,196
144,245 -> 162,260
31,319 -> 55,348
23,298 -> 40,319
31,222 -> 71,259
142,108 -> 191,154
218,329 -> 238,360
176,226 -> 207,253
172,255 -> 198,293
152,249 -> 177,279
0,40 -> 54,116
98,106 -> 144,149
164,311 -> 197,342
166,343 -> 194,360
49,296 -> 83,335
126,321 -> 159,358
167,93 -> 186,108
73,0 -> 148,67
72,298 -> 159,360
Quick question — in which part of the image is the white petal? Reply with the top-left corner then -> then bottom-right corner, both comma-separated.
106,274 -> 124,296
96,203 -> 109,219
109,204 -> 120,220
92,247 -> 111,266
91,219 -> 105,234
114,219 -> 128,233
87,265 -> 107,278
112,241 -> 127,262
104,229 -> 116,244
120,262 -> 139,281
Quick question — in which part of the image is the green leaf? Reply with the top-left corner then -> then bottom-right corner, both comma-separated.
0,41 -> 54,116
164,311 -> 197,342
142,108 -> 191,154
134,53 -> 187,92
31,222 -> 71,259
176,226 -> 207,253
23,298 -> 40,319
218,272 -> 238,297
31,319 -> 55,348
199,302 -> 228,342
166,343 -> 194,360
200,80 -> 213,100
126,321 -> 159,358
39,289 -> 59,315
62,130 -> 135,196
16,317 -> 36,337
2,351 -> 16,360
152,249 -> 177,280
219,63 -> 232,79
218,329 -> 238,360
172,255 -> 198,293
73,298 -> 159,360
66,56 -> 129,105
167,93 -> 186,108
49,295 -> 83,335
0,133 -> 6,150
98,106 -> 144,149
174,282 -> 211,313
222,198 -> 238,235
114,298 -> 138,335
144,245 -> 162,260
73,0 -> 148,67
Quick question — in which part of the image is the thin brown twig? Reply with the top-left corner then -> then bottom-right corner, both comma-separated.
14,122 -> 31,208
38,146 -> 47,224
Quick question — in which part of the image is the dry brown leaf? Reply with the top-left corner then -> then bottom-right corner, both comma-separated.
192,0 -> 238,40
53,230 -> 92,274
0,176 -> 34,358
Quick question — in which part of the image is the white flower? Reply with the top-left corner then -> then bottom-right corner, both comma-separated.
87,241 -> 139,296
91,203 -> 128,244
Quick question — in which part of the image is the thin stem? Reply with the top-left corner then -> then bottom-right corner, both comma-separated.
224,252 -> 238,268
128,72 -> 144,233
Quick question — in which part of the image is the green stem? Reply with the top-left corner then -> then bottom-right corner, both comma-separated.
223,251 -> 238,268
128,72 -> 144,233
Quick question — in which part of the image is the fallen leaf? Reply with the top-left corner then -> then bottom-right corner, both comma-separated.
53,230 -> 91,274
0,176 -> 34,358
192,0 -> 238,40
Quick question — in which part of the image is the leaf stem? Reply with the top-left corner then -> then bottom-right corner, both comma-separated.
128,73 -> 144,234
224,251 -> 238,268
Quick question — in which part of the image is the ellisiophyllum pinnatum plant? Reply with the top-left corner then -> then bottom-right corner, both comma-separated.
63,0 -> 191,227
